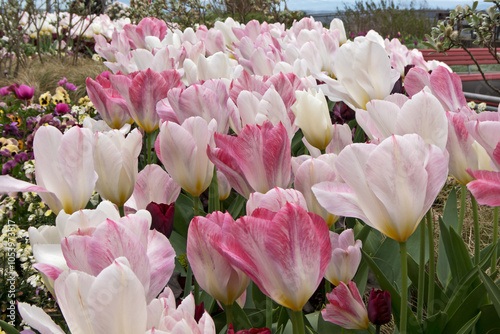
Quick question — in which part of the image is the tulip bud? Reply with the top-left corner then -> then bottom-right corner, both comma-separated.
146,202 -> 175,238
325,229 -> 362,286
367,288 -> 392,325
322,281 -> 369,329
292,89 -> 333,150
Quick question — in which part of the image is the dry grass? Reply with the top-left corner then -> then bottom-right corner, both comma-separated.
0,56 -> 108,102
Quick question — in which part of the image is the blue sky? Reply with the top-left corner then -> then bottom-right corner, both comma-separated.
117,0 -> 492,13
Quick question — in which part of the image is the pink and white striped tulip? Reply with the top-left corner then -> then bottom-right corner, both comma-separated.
0,125 -> 97,214
59,258 -> 148,334
94,128 -> 142,207
187,212 -> 250,305
125,164 -> 181,212
60,210 -> 175,303
302,123 -> 353,157
109,68 -> 182,133
447,110 -> 492,185
465,113 -> 500,171
219,203 -> 331,311
157,79 -> 232,133
325,229 -> 362,286
356,90 -> 448,150
147,288 -> 216,333
246,187 -> 308,216
123,17 -> 168,50
156,117 -> 217,197
292,154 -> 338,226
207,121 -> 291,198
322,281 -> 369,329
404,66 -> 470,113
312,134 -> 449,242
318,39 -> 400,110
86,71 -> 132,129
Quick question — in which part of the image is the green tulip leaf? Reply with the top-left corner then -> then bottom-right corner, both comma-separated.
456,311 -> 481,334
362,250 -> 423,333
439,218 -> 474,293
478,270 -> 500,318
437,187 -> 459,288
0,321 -> 20,334
226,193 -> 246,219
442,282 -> 485,333
423,311 -> 448,333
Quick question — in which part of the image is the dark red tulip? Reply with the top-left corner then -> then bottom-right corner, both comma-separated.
227,324 -> 272,334
146,202 -> 175,238
367,288 -> 391,325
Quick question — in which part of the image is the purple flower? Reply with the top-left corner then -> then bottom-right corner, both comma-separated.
2,160 -> 17,174
65,82 -> 78,91
3,123 -> 21,137
58,77 -> 67,86
14,85 -> 34,100
54,103 -> 70,115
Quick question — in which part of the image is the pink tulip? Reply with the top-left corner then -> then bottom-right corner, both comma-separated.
246,187 -> 307,216
356,90 -> 448,150
109,68 -> 182,133
219,203 -> 331,311
0,125 -> 97,214
157,79 -> 233,133
187,212 -> 250,305
125,164 -> 181,212
14,84 -> 34,100
313,134 -> 449,242
465,114 -> 500,171
447,110 -> 491,185
94,129 -> 142,207
86,71 -> 133,129
156,117 -> 216,197
405,66 -> 470,113
325,229 -> 362,286
148,288 -> 216,333
60,211 -> 175,303
322,281 -> 369,329
467,168 -> 500,206
292,154 -> 338,226
123,17 -> 168,50
207,121 -> 291,198
59,258 -> 148,333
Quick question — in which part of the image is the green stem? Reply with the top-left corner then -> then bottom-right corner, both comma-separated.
471,195 -> 480,265
184,265 -> 193,298
146,131 -> 152,165
266,296 -> 273,330
325,280 -> 332,294
193,196 -> 201,217
290,309 -> 305,334
426,209 -> 435,316
417,220 -> 426,322
376,324 -> 381,334
224,303 -> 235,329
320,148 -> 326,155
458,184 -> 467,233
194,279 -> 200,305
492,207 -> 499,273
119,205 -> 125,217
400,241 -> 408,334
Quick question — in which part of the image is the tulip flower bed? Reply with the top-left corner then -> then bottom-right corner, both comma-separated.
1,13 -> 500,334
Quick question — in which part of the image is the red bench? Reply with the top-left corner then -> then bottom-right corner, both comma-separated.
419,48 -> 500,82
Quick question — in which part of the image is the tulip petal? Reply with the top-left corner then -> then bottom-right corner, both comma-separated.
467,169 -> 500,206
18,303 -> 65,334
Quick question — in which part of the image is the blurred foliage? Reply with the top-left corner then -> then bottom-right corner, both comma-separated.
336,0 -> 436,40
